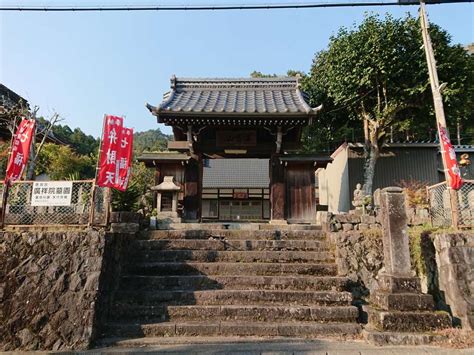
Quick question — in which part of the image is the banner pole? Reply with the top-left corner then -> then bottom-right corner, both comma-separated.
419,1 -> 459,228
90,115 -> 107,226
1,115 -> 21,229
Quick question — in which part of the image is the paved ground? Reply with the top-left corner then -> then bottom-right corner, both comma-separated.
5,337 -> 473,354
49,337 -> 474,354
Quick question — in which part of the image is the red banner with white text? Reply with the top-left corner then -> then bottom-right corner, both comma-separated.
96,115 -> 133,191
439,124 -> 463,190
5,118 -> 36,183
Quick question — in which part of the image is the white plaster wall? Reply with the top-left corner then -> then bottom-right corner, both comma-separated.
318,147 -> 350,213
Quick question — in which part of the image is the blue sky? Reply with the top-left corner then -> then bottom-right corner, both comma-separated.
0,1 -> 473,136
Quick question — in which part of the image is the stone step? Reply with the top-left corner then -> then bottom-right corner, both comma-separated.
105,321 -> 361,338
114,290 -> 353,307
130,250 -> 334,263
367,308 -> 452,332
132,239 -> 330,252
127,262 -> 337,277
110,305 -> 359,323
141,229 -> 326,241
258,224 -> 322,231
151,223 -> 322,232
119,275 -> 350,292
372,291 -> 435,312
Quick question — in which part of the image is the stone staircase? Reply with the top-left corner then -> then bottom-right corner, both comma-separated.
102,226 -> 361,341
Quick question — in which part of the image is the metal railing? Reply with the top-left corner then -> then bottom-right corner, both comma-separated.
0,180 -> 109,227
427,180 -> 474,228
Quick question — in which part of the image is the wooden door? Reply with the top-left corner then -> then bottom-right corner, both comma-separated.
286,165 -> 315,222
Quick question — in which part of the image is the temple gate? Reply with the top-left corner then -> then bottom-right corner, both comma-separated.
140,76 -> 331,223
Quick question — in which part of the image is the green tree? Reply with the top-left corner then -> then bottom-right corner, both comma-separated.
35,143 -> 95,180
111,162 -> 155,211
305,14 -> 474,194
250,71 -> 278,78
133,129 -> 171,155
37,118 -> 100,156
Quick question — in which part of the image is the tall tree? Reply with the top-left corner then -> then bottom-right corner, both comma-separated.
34,143 -> 95,180
305,14 -> 474,195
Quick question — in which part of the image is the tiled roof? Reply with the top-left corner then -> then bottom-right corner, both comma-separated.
347,142 -> 474,152
203,158 -> 269,188
0,83 -> 28,108
148,77 -> 319,116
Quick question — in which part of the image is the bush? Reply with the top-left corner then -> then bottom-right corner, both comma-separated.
397,179 -> 429,208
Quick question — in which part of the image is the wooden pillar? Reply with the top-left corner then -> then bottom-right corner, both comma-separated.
270,155 -> 287,224
184,157 -> 202,222
154,164 -> 162,185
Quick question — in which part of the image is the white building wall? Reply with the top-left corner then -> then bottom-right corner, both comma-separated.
317,146 -> 350,213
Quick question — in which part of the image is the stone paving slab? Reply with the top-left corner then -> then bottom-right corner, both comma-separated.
23,338 -> 471,354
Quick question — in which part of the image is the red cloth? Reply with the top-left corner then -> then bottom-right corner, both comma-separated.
5,118 -> 36,183
97,115 -> 133,191
439,124 -> 463,190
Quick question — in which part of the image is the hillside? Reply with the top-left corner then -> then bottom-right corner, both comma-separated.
133,129 -> 172,155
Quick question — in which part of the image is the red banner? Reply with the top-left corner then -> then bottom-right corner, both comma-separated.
97,115 -> 133,191
439,124 -> 463,190
5,118 -> 36,183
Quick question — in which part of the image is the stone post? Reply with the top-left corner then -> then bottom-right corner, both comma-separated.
379,187 -> 412,278
364,187 -> 451,345
157,193 -> 162,213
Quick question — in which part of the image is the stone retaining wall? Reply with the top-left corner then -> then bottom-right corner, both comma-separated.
329,230 -> 384,300
327,212 -> 382,233
0,229 -> 132,351
330,225 -> 474,330
433,232 -> 474,330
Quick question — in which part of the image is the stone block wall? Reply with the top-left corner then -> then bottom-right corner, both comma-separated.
0,229 -> 132,351
406,207 -> 431,226
329,230 -> 384,299
433,232 -> 474,330
330,225 -> 474,331
327,212 -> 382,233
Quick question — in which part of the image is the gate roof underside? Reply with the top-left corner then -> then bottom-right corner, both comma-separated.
146,76 -> 321,126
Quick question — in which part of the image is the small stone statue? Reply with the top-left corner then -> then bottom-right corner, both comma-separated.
352,183 -> 364,209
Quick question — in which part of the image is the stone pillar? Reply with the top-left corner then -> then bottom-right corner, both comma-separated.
364,187 -> 451,345
380,187 -> 412,277
172,193 -> 178,213
269,156 -> 287,224
153,165 -> 161,209
157,193 -> 162,213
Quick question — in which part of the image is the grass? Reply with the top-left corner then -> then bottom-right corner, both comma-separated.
407,224 -> 466,277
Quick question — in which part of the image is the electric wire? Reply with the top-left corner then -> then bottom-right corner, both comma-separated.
0,1 -> 441,11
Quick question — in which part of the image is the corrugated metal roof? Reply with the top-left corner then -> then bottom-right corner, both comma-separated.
151,76 -> 317,115
203,158 -> 269,188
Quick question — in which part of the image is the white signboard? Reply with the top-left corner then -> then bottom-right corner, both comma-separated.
31,181 -> 73,206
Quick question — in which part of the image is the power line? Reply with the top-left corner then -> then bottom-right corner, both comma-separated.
2,0 -> 471,12
0,1 -> 419,12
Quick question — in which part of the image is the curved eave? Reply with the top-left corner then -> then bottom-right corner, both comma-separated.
156,110 -> 315,118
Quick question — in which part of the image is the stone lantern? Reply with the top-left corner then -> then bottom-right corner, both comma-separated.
150,176 -> 181,222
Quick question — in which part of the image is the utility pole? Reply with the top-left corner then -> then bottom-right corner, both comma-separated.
419,0 -> 459,228
456,120 -> 461,145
